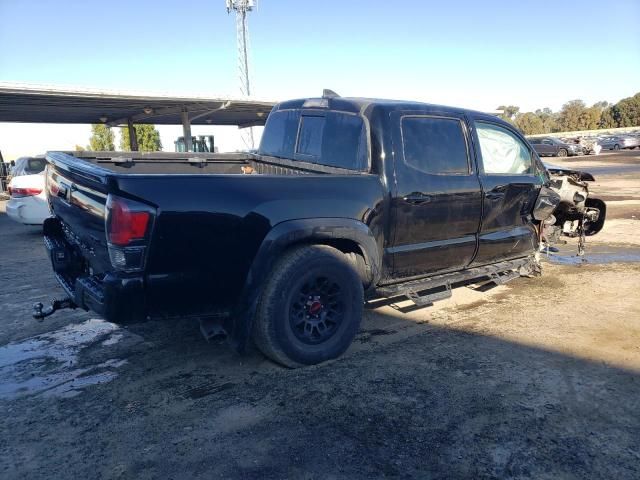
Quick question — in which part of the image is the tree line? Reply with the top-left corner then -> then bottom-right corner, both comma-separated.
83,124 -> 162,151
499,92 -> 640,135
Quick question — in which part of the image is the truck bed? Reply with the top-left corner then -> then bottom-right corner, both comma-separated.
53,151 -> 360,177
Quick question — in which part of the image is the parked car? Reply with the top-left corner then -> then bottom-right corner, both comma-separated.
8,156 -> 47,179
528,137 -> 583,157
6,172 -> 50,225
0,161 -> 11,196
598,135 -> 640,150
38,93 -> 560,367
5,156 -> 49,225
578,137 -> 602,155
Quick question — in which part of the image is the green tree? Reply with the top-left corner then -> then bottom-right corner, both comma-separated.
534,108 -> 558,133
89,124 -> 115,151
514,112 -> 545,135
583,106 -> 602,130
610,93 -> 640,127
592,100 -> 610,111
120,124 -> 162,152
496,105 -> 520,123
557,100 -> 589,131
599,107 -> 617,129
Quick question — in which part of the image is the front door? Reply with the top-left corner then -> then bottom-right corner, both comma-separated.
470,119 -> 544,266
388,111 -> 483,279
540,139 -> 555,156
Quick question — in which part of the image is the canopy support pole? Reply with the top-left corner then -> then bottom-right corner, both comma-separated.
127,119 -> 139,151
181,110 -> 193,152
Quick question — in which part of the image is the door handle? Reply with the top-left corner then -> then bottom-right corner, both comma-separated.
486,185 -> 506,200
486,192 -> 505,200
403,193 -> 431,204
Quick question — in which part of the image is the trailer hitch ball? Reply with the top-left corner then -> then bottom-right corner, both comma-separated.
33,298 -> 77,321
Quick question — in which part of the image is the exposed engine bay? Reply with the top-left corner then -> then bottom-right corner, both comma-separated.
543,165 -> 606,255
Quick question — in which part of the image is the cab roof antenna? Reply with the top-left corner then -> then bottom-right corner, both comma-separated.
322,89 -> 340,99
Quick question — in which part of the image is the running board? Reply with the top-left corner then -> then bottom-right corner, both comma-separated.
490,270 -> 521,285
406,283 -> 452,307
373,257 -> 534,306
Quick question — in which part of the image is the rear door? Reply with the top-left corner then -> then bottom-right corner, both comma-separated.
470,119 -> 543,266
388,111 -> 482,278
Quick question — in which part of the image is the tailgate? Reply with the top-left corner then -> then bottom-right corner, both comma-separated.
46,152 -> 112,273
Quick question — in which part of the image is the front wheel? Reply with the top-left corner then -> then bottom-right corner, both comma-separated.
252,245 -> 364,368
613,144 -> 620,150
557,148 -> 568,157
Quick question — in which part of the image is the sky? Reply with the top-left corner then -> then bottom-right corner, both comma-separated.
1,0 -> 639,159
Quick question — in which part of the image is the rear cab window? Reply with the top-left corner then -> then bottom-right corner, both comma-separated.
259,108 -> 369,171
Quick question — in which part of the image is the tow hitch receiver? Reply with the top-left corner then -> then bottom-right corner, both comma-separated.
33,298 -> 77,321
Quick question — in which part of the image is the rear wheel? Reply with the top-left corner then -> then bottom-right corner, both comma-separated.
557,148 -> 568,157
613,144 -> 620,150
252,245 -> 364,368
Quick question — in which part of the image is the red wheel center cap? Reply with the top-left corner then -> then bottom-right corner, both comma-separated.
309,301 -> 323,315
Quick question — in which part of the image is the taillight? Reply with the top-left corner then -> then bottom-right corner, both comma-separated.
107,198 -> 150,246
105,194 -> 154,272
10,187 -> 43,198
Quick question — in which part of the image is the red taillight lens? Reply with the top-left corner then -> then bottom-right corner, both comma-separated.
107,196 -> 150,246
10,187 -> 43,198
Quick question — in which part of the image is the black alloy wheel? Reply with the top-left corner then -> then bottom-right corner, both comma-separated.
289,275 -> 345,345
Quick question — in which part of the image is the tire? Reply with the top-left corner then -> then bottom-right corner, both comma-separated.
252,245 -> 364,368
557,148 -> 568,157
613,144 -> 620,150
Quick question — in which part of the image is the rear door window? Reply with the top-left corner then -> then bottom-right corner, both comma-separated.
314,112 -> 367,170
476,122 -> 533,175
400,116 -> 470,174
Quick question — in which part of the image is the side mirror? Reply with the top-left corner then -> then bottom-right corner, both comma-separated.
10,160 -> 15,166
533,186 -> 561,221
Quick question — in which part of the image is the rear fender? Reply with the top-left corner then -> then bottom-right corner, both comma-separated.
226,218 -> 381,352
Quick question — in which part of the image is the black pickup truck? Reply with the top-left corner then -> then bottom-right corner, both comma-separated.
40,93 -> 558,367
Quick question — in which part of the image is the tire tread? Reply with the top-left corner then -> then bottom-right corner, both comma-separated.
252,244 -> 362,368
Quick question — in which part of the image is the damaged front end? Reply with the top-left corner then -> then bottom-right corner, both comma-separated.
543,166 -> 607,255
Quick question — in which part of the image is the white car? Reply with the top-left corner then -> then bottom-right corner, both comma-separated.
6,172 -> 50,225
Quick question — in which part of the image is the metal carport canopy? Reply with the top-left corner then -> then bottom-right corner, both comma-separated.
0,82 -> 275,128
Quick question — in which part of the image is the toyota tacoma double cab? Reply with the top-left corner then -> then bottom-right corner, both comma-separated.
39,92 -> 558,367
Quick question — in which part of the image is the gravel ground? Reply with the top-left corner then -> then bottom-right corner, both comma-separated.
1,153 -> 640,479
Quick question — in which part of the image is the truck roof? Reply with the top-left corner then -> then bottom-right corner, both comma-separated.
275,96 -> 501,123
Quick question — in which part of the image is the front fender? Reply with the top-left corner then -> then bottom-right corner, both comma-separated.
226,218 -> 382,352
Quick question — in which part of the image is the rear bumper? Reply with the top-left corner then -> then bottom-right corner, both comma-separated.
44,223 -> 145,323
6,196 -> 50,225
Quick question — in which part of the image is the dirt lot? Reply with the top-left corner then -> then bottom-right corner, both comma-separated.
1,151 -> 640,479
